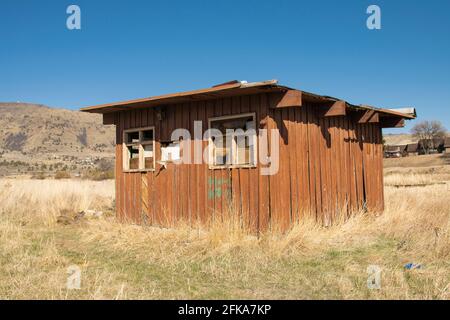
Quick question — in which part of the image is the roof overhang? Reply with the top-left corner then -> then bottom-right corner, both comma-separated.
386,107 -> 417,118
80,80 -> 416,126
81,80 -> 284,114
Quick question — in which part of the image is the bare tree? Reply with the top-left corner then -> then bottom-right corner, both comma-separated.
411,120 -> 447,154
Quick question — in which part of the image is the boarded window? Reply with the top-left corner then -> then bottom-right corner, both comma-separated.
123,127 -> 155,171
209,113 -> 257,168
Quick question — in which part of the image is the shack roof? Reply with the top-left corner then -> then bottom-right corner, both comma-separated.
386,144 -> 410,152
406,143 -> 419,153
385,145 -> 403,153
80,79 -> 416,120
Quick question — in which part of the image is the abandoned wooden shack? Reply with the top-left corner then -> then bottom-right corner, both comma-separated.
81,80 -> 416,232
384,145 -> 406,158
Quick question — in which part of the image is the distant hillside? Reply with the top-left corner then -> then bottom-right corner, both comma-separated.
0,103 -> 115,158
384,133 -> 449,146
383,134 -> 418,146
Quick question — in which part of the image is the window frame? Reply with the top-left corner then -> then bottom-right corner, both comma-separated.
208,112 -> 257,170
122,126 -> 156,172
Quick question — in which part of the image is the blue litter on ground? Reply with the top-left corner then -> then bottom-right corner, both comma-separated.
404,263 -> 422,270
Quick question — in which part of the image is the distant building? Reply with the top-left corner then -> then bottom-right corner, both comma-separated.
405,143 -> 419,156
444,138 -> 450,154
384,143 -> 420,157
384,145 -> 406,158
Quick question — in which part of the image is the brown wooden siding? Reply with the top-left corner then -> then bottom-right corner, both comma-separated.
113,92 -> 384,232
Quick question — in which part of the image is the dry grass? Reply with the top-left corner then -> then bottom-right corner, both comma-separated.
0,165 -> 449,299
384,153 -> 450,168
384,171 -> 450,187
384,155 -> 450,186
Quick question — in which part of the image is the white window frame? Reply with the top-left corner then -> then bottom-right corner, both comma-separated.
208,113 -> 257,169
123,126 -> 156,172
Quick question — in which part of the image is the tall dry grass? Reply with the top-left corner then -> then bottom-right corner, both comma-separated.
0,173 -> 449,299
0,179 -> 114,299
384,165 -> 450,186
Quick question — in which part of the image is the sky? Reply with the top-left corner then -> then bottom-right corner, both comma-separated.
1,0 -> 449,133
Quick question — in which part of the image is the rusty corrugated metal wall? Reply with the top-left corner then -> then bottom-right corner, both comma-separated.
113,92 -> 384,232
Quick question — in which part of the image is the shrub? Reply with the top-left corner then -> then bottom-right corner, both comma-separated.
31,172 -> 46,180
82,169 -> 114,181
55,171 -> 71,179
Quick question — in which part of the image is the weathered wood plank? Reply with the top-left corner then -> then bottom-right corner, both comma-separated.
248,94 -> 260,233
239,95 -> 251,230
103,112 -> 116,125
381,117 -> 405,128
322,101 -> 347,117
269,90 -> 302,109
258,93 -> 271,232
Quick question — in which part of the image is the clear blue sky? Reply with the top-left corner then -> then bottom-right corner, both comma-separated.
1,0 -> 449,133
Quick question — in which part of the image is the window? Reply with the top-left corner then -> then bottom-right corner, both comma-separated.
123,127 -> 155,171
208,113 -> 257,168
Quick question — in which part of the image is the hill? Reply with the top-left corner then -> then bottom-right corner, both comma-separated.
0,103 -> 115,156
0,103 -> 115,176
383,133 -> 418,146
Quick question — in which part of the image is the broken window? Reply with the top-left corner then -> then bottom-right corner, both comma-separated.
128,145 -> 140,170
123,127 -> 155,171
126,131 -> 140,144
209,113 -> 257,168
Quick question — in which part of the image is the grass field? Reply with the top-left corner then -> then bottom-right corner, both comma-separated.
0,155 -> 449,299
